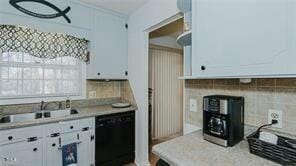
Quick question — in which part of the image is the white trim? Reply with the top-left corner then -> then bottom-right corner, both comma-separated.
178,74 -> 296,80
128,3 -> 181,164
69,0 -> 129,19
135,159 -> 151,166
145,14 -> 183,33
183,77 -> 186,136
134,13 -> 183,166
80,62 -> 87,99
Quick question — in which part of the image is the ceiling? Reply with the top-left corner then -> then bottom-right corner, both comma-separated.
150,18 -> 184,39
80,0 -> 148,15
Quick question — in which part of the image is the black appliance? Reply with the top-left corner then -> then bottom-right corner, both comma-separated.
203,95 -> 244,147
156,159 -> 170,166
95,111 -> 135,166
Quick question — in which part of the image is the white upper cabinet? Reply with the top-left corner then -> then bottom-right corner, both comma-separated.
87,11 -> 128,80
192,0 -> 296,78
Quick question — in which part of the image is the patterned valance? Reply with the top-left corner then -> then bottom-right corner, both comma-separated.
0,25 -> 89,62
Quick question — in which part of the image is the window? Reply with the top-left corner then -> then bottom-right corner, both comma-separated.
0,52 -> 82,99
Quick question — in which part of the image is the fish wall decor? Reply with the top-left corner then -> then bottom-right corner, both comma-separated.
9,0 -> 72,23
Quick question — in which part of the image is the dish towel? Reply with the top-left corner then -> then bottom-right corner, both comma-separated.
62,143 -> 78,166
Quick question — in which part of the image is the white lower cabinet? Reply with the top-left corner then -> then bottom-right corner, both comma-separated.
78,130 -> 95,166
0,139 -> 43,166
46,132 -> 79,166
46,130 -> 95,166
0,118 -> 95,166
45,135 -> 61,166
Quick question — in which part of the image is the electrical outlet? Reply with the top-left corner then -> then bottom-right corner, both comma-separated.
268,109 -> 283,128
88,91 -> 97,98
190,99 -> 197,112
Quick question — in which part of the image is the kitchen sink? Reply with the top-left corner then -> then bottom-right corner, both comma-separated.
0,109 -> 79,124
44,109 -> 79,118
0,112 -> 42,123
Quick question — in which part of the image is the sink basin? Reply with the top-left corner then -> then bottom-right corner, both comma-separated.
44,109 -> 79,118
0,109 -> 79,124
0,112 -> 42,123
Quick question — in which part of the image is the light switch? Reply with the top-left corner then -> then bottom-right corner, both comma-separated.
190,99 -> 197,112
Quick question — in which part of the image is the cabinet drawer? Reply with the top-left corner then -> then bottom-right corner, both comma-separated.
0,126 -> 43,145
46,118 -> 94,136
0,139 -> 43,166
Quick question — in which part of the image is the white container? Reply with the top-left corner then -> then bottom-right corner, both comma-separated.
259,132 -> 278,145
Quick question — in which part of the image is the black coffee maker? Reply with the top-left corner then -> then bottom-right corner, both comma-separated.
203,95 -> 244,147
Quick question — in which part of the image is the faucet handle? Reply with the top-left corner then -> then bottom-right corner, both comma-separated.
58,102 -> 63,110
40,101 -> 45,111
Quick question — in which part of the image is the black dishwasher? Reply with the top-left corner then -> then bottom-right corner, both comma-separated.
95,111 -> 135,166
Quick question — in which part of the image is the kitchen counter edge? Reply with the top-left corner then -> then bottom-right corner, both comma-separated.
0,105 -> 138,131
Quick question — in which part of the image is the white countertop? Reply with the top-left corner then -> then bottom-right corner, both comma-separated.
152,131 -> 279,166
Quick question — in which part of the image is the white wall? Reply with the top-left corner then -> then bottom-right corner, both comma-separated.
150,36 -> 182,49
128,0 -> 179,165
0,0 -> 126,40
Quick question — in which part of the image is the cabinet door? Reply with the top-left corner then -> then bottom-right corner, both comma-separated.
46,132 -> 78,166
0,140 -> 43,166
87,12 -> 128,79
78,129 -> 95,166
46,131 -> 95,166
192,0 -> 295,77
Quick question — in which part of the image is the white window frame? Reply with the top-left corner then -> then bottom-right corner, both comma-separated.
0,54 -> 86,105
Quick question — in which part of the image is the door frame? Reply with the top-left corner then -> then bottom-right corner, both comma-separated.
144,12 -> 184,163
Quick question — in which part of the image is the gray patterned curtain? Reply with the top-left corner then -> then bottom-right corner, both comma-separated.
0,25 -> 89,62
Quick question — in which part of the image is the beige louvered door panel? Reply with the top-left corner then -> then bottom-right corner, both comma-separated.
149,46 -> 183,139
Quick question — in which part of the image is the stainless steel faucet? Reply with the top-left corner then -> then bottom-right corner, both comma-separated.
40,101 -> 45,111
40,101 -> 51,111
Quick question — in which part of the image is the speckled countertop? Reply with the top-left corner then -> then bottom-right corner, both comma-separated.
0,105 -> 137,130
152,131 -> 279,166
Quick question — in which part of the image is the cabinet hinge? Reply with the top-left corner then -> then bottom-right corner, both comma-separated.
91,135 -> 95,141
27,137 -> 38,142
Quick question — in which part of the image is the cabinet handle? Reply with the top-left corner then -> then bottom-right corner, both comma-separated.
33,148 -> 38,152
52,143 -> 56,147
82,127 -> 89,131
8,136 -> 13,141
50,133 -> 60,137
97,73 -> 101,76
27,137 -> 38,142
201,66 -> 206,71
70,126 -> 74,129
